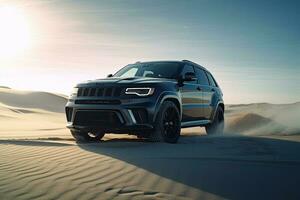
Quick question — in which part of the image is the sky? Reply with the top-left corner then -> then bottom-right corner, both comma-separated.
0,0 -> 299,104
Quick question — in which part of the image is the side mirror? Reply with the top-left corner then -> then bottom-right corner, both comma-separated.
183,72 -> 197,81
107,74 -> 113,78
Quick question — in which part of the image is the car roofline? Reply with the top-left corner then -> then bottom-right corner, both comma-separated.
132,60 -> 208,71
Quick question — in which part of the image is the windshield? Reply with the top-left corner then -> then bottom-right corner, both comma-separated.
113,62 -> 182,79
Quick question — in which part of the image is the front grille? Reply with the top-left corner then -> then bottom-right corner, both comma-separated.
65,107 -> 73,122
73,110 -> 123,126
132,109 -> 148,124
75,99 -> 121,105
78,87 -> 122,97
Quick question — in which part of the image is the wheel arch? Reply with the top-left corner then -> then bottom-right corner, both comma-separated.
164,98 -> 181,114
210,101 -> 225,121
219,102 -> 225,112
153,92 -> 182,122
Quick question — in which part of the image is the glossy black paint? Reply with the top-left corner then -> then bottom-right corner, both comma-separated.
65,60 -> 224,134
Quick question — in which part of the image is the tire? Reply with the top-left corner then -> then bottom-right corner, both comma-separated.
205,106 -> 224,135
71,130 -> 105,143
149,101 -> 181,143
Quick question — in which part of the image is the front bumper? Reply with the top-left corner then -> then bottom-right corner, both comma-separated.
66,124 -> 153,133
65,97 -> 157,134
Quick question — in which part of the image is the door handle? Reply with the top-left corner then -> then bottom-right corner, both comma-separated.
197,87 -> 202,91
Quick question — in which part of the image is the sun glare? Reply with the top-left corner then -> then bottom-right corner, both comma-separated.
0,6 -> 31,59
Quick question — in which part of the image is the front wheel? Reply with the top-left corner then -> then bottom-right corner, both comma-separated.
149,101 -> 181,143
205,106 -> 224,135
71,130 -> 105,143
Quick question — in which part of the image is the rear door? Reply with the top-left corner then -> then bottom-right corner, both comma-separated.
194,67 -> 213,120
180,65 -> 203,122
205,71 -> 221,118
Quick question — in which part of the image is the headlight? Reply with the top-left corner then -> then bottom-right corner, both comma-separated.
70,87 -> 78,97
125,88 -> 155,96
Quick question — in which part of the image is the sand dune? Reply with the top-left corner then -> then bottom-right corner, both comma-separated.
0,86 -> 11,89
0,88 -> 68,139
225,103 -> 300,135
227,113 -> 274,132
0,87 -> 67,113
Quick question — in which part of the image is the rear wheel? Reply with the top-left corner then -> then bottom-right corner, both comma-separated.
205,106 -> 224,135
149,101 -> 181,143
71,130 -> 105,142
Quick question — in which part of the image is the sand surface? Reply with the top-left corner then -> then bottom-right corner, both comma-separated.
1,87 -> 300,199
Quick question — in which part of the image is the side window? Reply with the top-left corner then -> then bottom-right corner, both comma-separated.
143,70 -> 154,77
181,65 -> 196,83
206,72 -> 218,87
181,65 -> 195,75
195,68 -> 209,85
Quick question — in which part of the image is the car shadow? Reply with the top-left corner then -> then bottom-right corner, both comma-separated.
1,135 -> 300,199
78,134 -> 300,200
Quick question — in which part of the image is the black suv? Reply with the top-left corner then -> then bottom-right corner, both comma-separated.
66,60 -> 224,143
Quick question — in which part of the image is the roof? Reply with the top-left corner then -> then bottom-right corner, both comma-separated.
132,60 -> 208,71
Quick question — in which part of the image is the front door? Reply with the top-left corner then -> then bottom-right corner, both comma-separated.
180,65 -> 203,122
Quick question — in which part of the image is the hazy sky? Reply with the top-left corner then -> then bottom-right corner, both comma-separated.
0,0 -> 299,103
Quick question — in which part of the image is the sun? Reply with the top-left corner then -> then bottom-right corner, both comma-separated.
0,6 -> 31,59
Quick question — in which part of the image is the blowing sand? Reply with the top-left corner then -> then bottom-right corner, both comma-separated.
225,102 -> 300,135
1,87 -> 300,200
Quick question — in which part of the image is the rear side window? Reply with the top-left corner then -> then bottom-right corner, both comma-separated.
195,67 -> 209,85
206,72 -> 218,87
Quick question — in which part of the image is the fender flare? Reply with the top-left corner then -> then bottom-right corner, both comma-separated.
210,100 -> 225,121
153,92 -> 182,122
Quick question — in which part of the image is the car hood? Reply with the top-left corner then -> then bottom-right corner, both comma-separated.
76,77 -> 176,87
